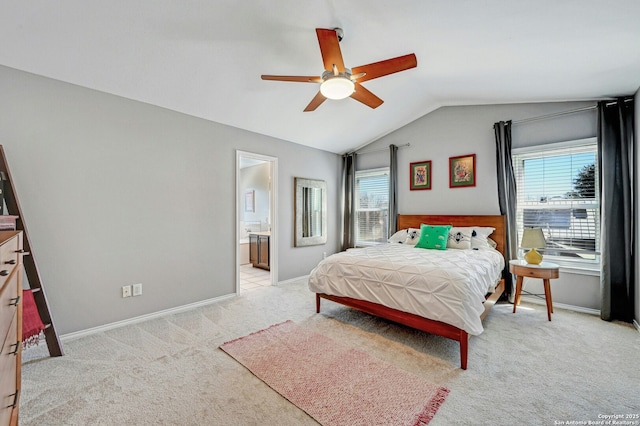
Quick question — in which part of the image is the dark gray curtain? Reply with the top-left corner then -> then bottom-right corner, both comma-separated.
597,97 -> 635,322
494,120 -> 517,294
341,152 -> 357,251
388,144 -> 398,236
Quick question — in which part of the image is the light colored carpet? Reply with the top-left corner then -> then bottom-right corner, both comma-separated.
20,278 -> 640,425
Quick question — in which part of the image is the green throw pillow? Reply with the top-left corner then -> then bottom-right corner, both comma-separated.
415,224 -> 452,250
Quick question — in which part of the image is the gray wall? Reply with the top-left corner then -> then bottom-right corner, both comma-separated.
0,65 -> 340,334
359,102 -> 596,214
359,101 -> 600,310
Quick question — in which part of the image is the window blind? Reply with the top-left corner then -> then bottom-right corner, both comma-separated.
355,168 -> 389,246
513,140 -> 599,263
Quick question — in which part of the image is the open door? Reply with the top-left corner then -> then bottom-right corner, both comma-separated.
236,151 -> 278,293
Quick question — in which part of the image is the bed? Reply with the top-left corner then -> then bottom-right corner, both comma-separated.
309,214 -> 506,369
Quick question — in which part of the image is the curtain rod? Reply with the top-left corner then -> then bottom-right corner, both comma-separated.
356,142 -> 410,155
512,105 -> 596,125
512,97 -> 634,125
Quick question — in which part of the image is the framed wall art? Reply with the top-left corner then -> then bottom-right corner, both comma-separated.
449,154 -> 476,188
410,160 -> 432,190
245,190 -> 255,212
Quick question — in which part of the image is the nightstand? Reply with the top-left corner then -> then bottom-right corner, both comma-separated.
509,260 -> 560,321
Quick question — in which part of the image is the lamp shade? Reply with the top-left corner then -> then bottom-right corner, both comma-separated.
320,76 -> 354,100
521,228 -> 546,264
520,228 -> 546,249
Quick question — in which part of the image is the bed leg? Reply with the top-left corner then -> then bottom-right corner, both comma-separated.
460,331 -> 469,370
316,294 -> 321,313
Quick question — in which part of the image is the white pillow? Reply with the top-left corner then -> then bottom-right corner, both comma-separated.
403,228 -> 421,245
447,227 -> 474,249
388,229 -> 408,244
471,227 -> 496,249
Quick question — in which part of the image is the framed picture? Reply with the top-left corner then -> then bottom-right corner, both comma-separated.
449,154 -> 476,188
245,190 -> 255,212
409,160 -> 432,190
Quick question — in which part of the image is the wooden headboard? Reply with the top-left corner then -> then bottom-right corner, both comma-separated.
397,214 -> 507,260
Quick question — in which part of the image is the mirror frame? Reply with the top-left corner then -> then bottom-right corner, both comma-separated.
294,177 -> 327,247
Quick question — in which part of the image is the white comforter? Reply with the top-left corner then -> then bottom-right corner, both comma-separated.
308,244 -> 505,335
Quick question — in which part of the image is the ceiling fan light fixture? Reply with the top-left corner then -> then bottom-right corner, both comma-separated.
320,76 -> 355,100
261,28 -> 417,111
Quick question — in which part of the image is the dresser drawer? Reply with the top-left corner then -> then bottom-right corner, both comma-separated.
0,270 -> 19,348
0,235 -> 19,289
0,312 -> 19,426
0,310 -> 19,359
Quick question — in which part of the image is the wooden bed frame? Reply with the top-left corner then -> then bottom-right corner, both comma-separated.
315,214 -> 506,370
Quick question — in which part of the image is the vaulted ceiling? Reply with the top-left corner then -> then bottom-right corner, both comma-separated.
1,1 -> 639,154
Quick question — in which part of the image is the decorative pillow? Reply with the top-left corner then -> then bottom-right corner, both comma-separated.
388,229 -> 408,244
471,227 -> 496,249
447,227 -> 474,249
415,224 -> 452,250
403,228 -> 421,245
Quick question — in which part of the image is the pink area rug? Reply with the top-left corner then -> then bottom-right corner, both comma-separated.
220,321 -> 449,425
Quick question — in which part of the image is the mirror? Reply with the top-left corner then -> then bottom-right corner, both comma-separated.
294,177 -> 327,247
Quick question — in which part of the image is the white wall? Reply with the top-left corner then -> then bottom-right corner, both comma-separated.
359,101 -> 600,310
240,162 -> 270,233
0,65 -> 341,334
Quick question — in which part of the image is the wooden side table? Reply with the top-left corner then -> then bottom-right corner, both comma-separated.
509,260 -> 560,321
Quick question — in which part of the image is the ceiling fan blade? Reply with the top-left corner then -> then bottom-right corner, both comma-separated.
316,28 -> 346,72
350,83 -> 384,109
351,53 -> 417,83
304,91 -> 327,112
261,75 -> 323,83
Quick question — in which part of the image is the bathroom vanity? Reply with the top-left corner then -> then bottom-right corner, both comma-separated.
249,232 -> 270,270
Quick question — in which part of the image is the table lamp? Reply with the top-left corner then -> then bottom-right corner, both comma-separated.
521,228 -> 546,265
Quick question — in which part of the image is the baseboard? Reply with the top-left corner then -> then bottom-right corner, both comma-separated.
61,293 -> 236,342
277,275 -> 309,285
634,319 -> 640,334
61,277 -> 311,342
520,295 -> 600,316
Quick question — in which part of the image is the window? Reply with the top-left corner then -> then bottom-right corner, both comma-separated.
512,138 -> 599,267
355,168 -> 389,246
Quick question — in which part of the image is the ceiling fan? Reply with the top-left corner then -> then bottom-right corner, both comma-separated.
261,28 -> 417,112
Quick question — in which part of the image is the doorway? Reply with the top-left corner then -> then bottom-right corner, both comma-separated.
236,151 -> 277,293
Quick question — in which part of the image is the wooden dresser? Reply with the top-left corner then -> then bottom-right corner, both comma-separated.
0,231 -> 23,426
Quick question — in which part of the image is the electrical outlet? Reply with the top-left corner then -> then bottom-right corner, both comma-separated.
132,283 -> 143,296
122,285 -> 132,298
